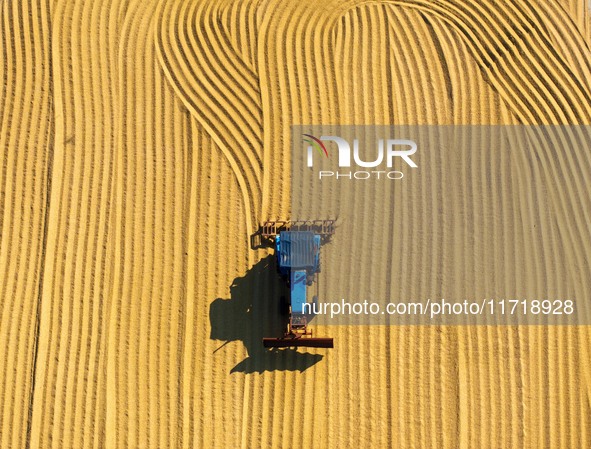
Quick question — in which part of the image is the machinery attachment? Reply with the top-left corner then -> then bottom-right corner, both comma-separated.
262,220 -> 335,240
263,337 -> 334,348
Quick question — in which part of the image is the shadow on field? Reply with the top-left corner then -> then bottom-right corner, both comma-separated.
209,255 -> 323,373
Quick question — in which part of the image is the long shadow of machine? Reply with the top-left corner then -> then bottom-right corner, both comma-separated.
209,255 -> 323,374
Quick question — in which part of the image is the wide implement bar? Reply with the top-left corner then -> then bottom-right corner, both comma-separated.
262,220 -> 335,238
263,337 -> 334,348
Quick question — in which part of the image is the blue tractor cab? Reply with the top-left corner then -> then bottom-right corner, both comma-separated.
276,231 -> 320,275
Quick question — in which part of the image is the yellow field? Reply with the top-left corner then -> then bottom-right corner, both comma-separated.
1,0 -> 590,448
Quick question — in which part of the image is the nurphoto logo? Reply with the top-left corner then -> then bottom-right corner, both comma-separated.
304,134 -> 418,180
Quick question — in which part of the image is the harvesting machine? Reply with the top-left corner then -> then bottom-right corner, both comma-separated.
261,220 -> 335,349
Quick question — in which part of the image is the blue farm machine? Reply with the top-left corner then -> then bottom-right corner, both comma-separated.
261,220 -> 335,349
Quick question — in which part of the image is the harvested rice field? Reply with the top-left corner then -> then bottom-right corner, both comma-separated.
1,0 -> 590,448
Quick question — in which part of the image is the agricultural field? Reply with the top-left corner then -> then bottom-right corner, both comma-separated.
1,0 -> 590,448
